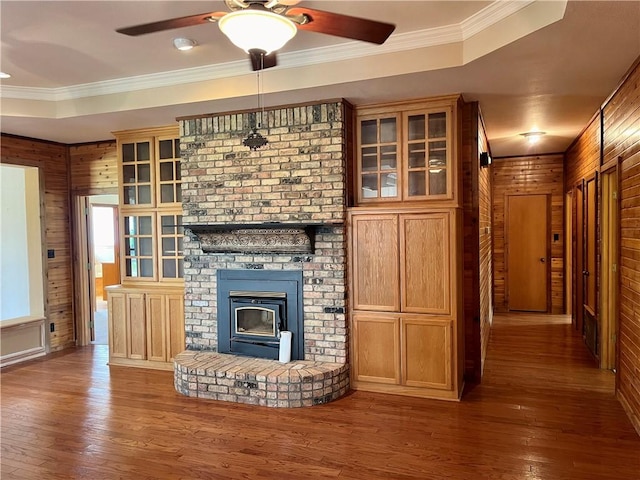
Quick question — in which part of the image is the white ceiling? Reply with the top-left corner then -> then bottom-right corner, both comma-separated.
1,0 -> 639,157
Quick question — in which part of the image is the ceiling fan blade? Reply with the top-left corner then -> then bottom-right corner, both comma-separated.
116,11 -> 226,36
287,7 -> 395,45
249,50 -> 278,71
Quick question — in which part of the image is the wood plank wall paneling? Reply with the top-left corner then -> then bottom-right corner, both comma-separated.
603,66 -> 640,164
565,117 -> 601,189
604,62 -> 640,434
619,151 -> 640,433
461,102 -> 480,381
564,58 -> 640,434
0,134 -> 74,351
69,141 -> 118,194
492,155 -> 565,314
477,115 -> 492,374
461,101 -> 493,382
565,116 -> 601,330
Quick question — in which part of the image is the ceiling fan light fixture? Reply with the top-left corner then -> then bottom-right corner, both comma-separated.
173,37 -> 197,51
218,9 -> 297,55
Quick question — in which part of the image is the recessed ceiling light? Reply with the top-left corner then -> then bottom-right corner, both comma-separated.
0,72 -> 11,79
521,131 -> 546,145
173,38 -> 197,51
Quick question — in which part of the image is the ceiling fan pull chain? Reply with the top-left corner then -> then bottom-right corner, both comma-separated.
260,54 -> 266,128
256,65 -> 262,129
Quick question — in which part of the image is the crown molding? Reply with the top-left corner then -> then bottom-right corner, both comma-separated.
0,0 -> 555,103
462,0 -> 536,40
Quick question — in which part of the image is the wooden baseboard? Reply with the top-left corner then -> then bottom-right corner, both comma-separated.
617,390 -> 640,437
351,380 -> 462,401
108,357 -> 174,372
49,341 -> 77,352
1,349 -> 46,368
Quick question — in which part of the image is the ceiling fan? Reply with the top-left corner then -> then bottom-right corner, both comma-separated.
116,0 -> 396,71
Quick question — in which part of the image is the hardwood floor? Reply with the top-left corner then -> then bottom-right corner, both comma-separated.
2,313 -> 639,479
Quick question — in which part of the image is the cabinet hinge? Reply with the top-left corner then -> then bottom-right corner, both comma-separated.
84,207 -> 89,215
89,320 -> 94,329
612,263 -> 617,273
87,262 -> 91,270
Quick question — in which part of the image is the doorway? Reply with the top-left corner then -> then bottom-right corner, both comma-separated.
565,191 -> 573,316
506,194 -> 549,312
583,175 -> 598,359
90,203 -> 119,344
574,183 -> 584,334
73,195 -> 119,346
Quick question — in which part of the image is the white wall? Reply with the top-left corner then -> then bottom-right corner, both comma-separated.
0,164 -> 44,320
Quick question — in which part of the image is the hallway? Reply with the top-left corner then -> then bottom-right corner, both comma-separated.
1,313 -> 638,479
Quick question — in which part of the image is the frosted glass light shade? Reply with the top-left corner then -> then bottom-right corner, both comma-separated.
218,9 -> 297,55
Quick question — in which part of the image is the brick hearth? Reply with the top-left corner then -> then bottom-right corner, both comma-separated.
174,351 -> 349,408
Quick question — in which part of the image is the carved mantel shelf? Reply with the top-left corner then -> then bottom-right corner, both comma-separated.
187,223 -> 342,254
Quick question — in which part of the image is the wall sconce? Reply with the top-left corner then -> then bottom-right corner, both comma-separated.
480,151 -> 492,168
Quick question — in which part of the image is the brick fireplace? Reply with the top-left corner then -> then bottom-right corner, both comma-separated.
173,100 -> 352,407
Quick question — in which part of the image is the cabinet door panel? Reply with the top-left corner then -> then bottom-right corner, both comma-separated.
357,114 -> 401,203
108,292 -> 127,359
402,107 -> 452,200
400,213 -> 451,314
401,317 -> 452,389
127,293 -> 147,360
166,294 -> 185,361
353,313 -> 400,384
146,294 -> 166,362
352,215 -> 400,311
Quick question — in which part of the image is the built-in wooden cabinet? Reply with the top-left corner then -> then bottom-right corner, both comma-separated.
356,97 -> 456,204
115,126 -> 184,284
349,95 -> 463,401
108,126 -> 185,371
350,209 -> 462,399
107,285 -> 184,370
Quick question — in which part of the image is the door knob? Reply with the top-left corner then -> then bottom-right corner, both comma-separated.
540,258 -> 545,263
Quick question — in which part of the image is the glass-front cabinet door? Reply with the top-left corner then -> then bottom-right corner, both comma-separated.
403,108 -> 451,200
357,114 -> 400,202
158,214 -> 184,281
115,126 -> 184,285
356,104 -> 453,204
156,136 -> 182,206
121,139 -> 154,206
123,214 -> 155,280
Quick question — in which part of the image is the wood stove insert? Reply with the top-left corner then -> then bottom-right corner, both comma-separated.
217,270 -> 304,361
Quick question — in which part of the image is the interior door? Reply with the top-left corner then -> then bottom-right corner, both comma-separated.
583,175 -> 598,358
506,194 -> 549,312
575,183 -> 584,333
565,191 -> 573,316
600,168 -> 618,370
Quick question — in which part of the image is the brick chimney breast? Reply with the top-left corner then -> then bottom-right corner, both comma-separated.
179,100 -> 349,364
